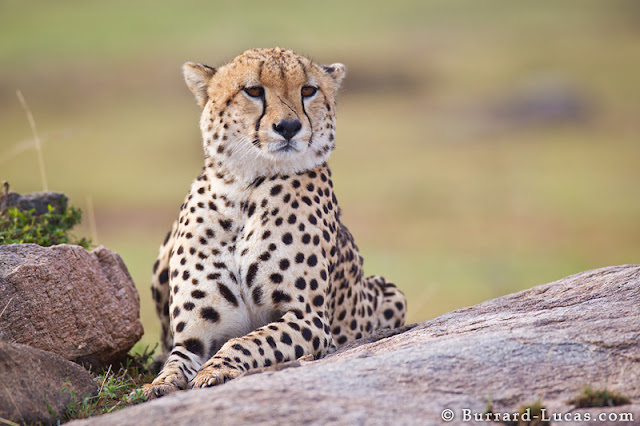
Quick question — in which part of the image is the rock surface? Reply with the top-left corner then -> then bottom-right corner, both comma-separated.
0,341 -> 98,425
0,244 -> 143,369
70,265 -> 640,425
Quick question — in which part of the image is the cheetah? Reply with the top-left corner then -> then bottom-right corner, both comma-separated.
143,47 -> 406,399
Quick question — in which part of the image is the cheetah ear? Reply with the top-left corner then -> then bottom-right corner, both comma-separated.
183,62 -> 217,107
322,63 -> 347,88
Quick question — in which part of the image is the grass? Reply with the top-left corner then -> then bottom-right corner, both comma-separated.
503,400 -> 549,426
567,386 -> 631,408
480,398 -> 549,425
2,0 -> 639,348
60,346 -> 157,422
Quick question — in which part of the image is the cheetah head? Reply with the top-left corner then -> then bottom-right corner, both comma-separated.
183,47 -> 346,181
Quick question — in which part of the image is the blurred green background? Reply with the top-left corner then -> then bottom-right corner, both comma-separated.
2,0 -> 639,349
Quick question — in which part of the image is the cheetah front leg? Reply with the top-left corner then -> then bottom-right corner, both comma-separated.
190,309 -> 334,388
142,302 -> 254,399
144,219 -> 255,398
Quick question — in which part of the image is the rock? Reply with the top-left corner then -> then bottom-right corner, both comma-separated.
0,244 -> 144,369
0,188 -> 68,216
489,76 -> 591,127
0,341 -> 98,425
455,76 -> 594,138
69,265 -> 640,425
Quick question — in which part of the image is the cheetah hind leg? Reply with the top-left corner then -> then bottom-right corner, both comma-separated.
150,221 -> 178,370
366,275 -> 407,330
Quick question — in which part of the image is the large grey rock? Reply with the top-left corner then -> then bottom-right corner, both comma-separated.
0,341 -> 98,425
0,244 -> 144,369
70,265 -> 640,425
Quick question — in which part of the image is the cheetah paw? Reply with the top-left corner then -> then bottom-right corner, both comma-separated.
141,382 -> 181,400
189,366 -> 241,388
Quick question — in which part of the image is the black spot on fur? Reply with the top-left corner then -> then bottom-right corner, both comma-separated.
159,268 -> 169,284
279,259 -> 290,270
295,277 -> 306,290
259,251 -> 271,262
252,286 -> 263,304
184,338 -> 204,357
191,290 -> 206,299
313,317 -> 323,329
301,327 -> 312,341
218,283 -> 239,307
246,263 -> 259,287
272,290 -> 291,303
201,307 -> 220,322
270,185 -> 283,196
280,332 -> 292,345
310,279 -> 318,290
266,336 -> 276,348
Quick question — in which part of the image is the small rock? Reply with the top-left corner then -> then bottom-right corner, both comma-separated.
0,341 -> 98,425
0,244 -> 144,369
1,189 -> 68,215
489,76 -> 591,127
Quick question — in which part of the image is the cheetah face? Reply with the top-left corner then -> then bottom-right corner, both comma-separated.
183,48 -> 346,181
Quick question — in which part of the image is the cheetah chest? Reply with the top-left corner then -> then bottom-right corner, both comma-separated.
173,169 -> 338,339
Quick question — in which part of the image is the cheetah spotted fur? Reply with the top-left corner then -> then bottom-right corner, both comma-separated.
143,47 -> 406,399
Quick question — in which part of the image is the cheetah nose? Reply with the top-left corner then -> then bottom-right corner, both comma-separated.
273,119 -> 302,141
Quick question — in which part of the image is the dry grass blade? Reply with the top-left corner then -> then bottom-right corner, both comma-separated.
0,298 -> 14,320
0,417 -> 20,426
16,89 -> 48,191
98,364 -> 113,396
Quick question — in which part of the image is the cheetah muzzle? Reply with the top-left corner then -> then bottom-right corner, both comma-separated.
142,47 -> 407,399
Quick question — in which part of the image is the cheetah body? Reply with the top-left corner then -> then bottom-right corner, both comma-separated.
145,48 -> 406,398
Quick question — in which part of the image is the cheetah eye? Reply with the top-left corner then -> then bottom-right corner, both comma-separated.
244,86 -> 264,98
301,86 -> 317,98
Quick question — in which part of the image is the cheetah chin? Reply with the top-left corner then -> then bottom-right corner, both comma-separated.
269,139 -> 303,154
142,47 -> 407,400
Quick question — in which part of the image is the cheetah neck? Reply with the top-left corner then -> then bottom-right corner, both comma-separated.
201,127 -> 333,185
203,150 -> 332,186
201,157 -> 332,198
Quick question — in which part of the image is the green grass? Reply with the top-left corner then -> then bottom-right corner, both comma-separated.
0,201 -> 91,249
2,0 -> 639,346
503,400 -> 549,426
59,346 -> 156,422
567,386 -> 631,408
